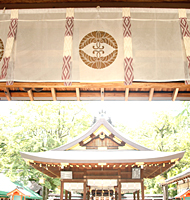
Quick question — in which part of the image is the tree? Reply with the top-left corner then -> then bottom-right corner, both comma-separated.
0,102 -> 93,199
116,108 -> 190,197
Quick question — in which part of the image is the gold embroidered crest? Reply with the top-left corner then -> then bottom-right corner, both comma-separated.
79,31 -> 118,69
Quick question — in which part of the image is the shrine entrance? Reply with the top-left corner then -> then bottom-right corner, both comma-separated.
21,117 -> 184,200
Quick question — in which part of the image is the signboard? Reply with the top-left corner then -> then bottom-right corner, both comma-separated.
132,168 -> 141,179
61,171 -> 72,179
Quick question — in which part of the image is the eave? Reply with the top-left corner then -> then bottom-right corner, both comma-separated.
20,150 -> 185,164
21,150 -> 184,179
163,168 -> 190,185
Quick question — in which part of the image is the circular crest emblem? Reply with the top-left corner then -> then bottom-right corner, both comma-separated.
79,31 -> 118,69
0,39 -> 4,62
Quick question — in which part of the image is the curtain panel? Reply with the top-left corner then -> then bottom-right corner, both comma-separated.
0,8 -> 189,84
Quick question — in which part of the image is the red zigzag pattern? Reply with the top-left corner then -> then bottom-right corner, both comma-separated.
124,57 -> 134,85
180,18 -> 190,37
0,57 -> 10,79
65,17 -> 74,36
62,56 -> 72,86
123,16 -> 131,37
8,19 -> 18,38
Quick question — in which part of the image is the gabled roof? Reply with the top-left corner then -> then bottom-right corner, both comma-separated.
175,189 -> 190,198
51,118 -> 152,151
0,174 -> 42,199
164,168 -> 190,185
7,188 -> 31,197
20,117 -> 185,179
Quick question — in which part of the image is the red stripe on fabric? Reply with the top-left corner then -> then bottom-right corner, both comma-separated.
180,18 -> 190,37
0,57 -> 10,79
62,55 -> 71,80
8,18 -> 18,38
65,17 -> 74,36
123,16 -> 131,37
124,57 -> 134,85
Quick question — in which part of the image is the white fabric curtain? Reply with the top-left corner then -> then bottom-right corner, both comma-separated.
0,8 -> 188,83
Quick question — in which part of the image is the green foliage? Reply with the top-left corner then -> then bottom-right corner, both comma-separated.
0,102 -> 93,191
116,103 -> 190,197
1,101 -> 190,199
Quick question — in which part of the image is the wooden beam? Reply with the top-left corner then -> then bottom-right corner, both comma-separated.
147,166 -> 162,178
76,88 -> 80,101
125,88 -> 129,101
119,179 -> 142,183
2,0 -> 190,4
0,81 -> 189,89
85,175 -> 119,179
61,179 -> 85,183
149,88 -> 154,101
51,88 -> 57,101
4,88 -> 11,101
2,0 -> 190,10
45,167 -> 59,178
101,88 -> 104,101
28,89 -> 34,101
172,88 -> 179,101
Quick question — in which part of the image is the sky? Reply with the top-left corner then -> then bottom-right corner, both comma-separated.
0,101 -> 185,129
86,101 -> 185,128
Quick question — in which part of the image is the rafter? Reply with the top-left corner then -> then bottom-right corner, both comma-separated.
172,88 -> 179,101
4,88 -> 11,101
28,89 -> 34,101
125,88 -> 129,101
51,88 -> 57,101
76,88 -> 80,101
101,88 -> 104,101
149,88 -> 154,101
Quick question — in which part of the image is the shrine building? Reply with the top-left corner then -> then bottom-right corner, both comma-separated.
20,117 -> 185,200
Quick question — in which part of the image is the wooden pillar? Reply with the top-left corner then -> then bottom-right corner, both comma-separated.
87,191 -> 90,200
137,190 -> 140,200
60,180 -> 64,200
115,191 -> 118,200
133,192 -> 136,200
83,181 -> 87,200
141,168 -> 144,200
163,185 -> 168,200
65,190 -> 68,200
141,180 -> 145,200
118,182 -> 121,200
68,192 -> 71,200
